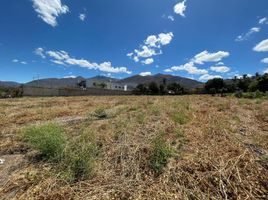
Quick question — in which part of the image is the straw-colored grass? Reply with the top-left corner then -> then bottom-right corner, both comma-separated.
0,95 -> 268,199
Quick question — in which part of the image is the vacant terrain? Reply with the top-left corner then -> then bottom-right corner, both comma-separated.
0,95 -> 268,200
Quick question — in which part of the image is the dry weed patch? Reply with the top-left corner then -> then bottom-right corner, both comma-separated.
0,95 -> 268,199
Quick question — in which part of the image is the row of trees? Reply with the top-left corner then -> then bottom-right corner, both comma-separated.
205,73 -> 268,94
0,86 -> 23,98
133,73 -> 268,96
134,81 -> 185,95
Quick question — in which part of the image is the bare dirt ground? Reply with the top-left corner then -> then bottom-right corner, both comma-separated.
0,95 -> 268,200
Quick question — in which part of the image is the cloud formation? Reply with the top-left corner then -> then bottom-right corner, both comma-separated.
261,58 -> 268,64
12,59 -> 28,65
253,39 -> 268,52
199,74 -> 222,81
32,0 -> 69,27
170,62 -> 208,75
35,48 -> 132,74
141,58 -> 154,65
174,1 -> 187,17
236,27 -> 261,42
140,72 -> 152,76
164,50 -> 231,81
210,66 -> 230,73
79,14 -> 86,21
192,50 -> 230,65
259,17 -> 268,24
128,32 -> 173,64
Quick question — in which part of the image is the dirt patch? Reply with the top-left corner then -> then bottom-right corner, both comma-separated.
0,154 -> 26,187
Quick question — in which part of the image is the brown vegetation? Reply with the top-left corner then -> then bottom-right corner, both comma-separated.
0,96 -> 268,199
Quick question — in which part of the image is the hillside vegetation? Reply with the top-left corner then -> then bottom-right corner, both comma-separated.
0,96 -> 268,199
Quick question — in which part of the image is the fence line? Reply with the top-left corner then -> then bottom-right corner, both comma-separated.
22,85 -> 132,97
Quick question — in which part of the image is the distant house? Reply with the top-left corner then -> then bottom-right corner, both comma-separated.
86,78 -> 128,91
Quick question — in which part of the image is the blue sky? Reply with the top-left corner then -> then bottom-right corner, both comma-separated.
0,0 -> 268,83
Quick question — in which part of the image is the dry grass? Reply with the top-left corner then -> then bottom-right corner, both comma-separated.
0,95 -> 268,199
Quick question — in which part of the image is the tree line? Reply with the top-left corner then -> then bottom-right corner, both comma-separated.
134,73 -> 268,96
133,78 -> 185,95
205,73 -> 268,94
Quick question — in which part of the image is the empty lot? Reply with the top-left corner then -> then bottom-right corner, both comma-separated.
0,96 -> 268,199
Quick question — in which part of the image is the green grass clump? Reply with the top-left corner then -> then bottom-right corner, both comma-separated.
60,131 -> 99,182
149,133 -> 173,175
22,124 -> 99,182
22,123 -> 66,162
170,112 -> 190,125
93,108 -> 108,119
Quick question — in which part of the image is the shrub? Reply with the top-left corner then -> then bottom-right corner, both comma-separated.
22,123 -> 66,162
234,91 -> 243,98
93,108 -> 108,119
61,132 -> 98,182
149,133 -> 173,175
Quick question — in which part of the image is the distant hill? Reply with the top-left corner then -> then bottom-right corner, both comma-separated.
87,76 -> 119,83
22,74 -> 203,89
117,74 -> 203,89
5,74 -> 203,90
25,76 -> 85,88
0,81 -> 21,87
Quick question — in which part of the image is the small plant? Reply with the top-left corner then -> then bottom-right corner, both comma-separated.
22,123 -> 66,162
170,112 -> 190,125
93,108 -> 108,119
149,133 -> 173,175
61,132 -> 99,182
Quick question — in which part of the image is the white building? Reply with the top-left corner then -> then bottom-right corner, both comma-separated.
86,79 -> 128,91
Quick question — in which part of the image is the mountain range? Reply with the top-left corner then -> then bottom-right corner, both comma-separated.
0,74 -> 203,90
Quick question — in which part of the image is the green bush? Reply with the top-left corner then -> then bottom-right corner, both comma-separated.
93,108 -> 108,119
22,123 -> 66,162
149,133 -> 173,175
61,132 -> 98,182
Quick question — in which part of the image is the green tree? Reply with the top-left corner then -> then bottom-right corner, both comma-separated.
205,78 -> 225,94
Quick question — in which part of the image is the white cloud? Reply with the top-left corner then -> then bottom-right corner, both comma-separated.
216,62 -> 224,65
32,0 -> 69,27
264,68 -> 268,74
79,13 -> 86,21
145,32 -> 174,47
261,58 -> 268,64
34,47 -> 46,58
51,59 -> 66,65
170,62 -> 208,75
193,50 -> 230,64
36,49 -> 131,74
12,59 -> 27,65
253,39 -> 268,52
210,66 -> 230,73
164,50 -> 230,76
135,46 -> 157,58
141,58 -> 154,65
259,17 -> 267,24
199,74 -> 222,81
128,32 -> 173,64
168,15 -> 175,21
174,1 -> 187,17
127,52 -> 133,57
145,35 -> 158,47
158,32 -> 174,45
236,27 -> 261,42
140,72 -> 152,76
164,69 -> 173,73
63,75 -> 77,79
